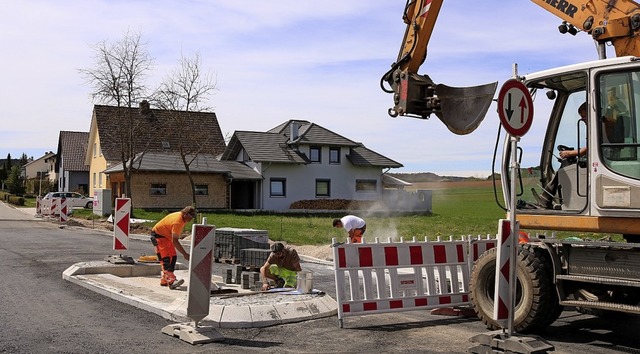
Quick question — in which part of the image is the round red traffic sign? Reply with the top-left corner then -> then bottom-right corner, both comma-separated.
497,79 -> 533,137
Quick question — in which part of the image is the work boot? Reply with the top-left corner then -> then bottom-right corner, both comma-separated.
275,278 -> 285,288
169,278 -> 184,290
160,273 -> 168,286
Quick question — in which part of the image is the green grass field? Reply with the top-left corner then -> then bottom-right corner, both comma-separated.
33,179 -> 623,245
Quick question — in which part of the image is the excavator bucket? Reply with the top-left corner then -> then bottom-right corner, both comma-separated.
435,82 -> 498,135
385,70 -> 497,135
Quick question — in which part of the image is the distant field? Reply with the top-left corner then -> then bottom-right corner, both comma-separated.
65,178 -> 619,245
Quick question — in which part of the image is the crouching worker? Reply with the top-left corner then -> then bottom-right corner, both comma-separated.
150,206 -> 195,289
260,242 -> 301,291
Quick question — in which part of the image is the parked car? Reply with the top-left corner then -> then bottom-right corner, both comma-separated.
43,192 -> 92,209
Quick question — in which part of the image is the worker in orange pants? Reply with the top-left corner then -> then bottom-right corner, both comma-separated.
150,206 -> 195,289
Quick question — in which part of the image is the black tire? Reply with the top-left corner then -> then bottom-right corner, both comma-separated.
469,244 -> 562,333
85,201 -> 93,209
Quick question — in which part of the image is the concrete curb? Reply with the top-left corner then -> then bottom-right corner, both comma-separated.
63,261 -> 337,328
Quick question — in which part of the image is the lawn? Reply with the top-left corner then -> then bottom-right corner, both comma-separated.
27,179 -> 621,245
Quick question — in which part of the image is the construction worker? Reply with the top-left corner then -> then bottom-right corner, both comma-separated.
150,206 -> 195,289
260,242 -> 301,291
333,215 -> 366,243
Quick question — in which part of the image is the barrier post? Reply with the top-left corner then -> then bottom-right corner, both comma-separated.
59,197 -> 68,223
50,197 -> 58,218
104,198 -> 134,264
36,196 -> 41,217
113,198 -> 130,250
162,221 -> 223,344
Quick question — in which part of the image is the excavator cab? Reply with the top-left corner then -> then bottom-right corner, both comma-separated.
501,57 -> 640,236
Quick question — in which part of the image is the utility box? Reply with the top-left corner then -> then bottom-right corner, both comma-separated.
93,189 -> 112,216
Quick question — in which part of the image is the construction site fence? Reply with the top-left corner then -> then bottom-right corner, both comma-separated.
332,235 -> 496,328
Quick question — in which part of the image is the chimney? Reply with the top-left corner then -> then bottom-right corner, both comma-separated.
290,121 -> 300,143
139,100 -> 151,115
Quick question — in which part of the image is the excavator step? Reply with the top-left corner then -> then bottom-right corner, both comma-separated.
560,300 -> 640,315
557,274 -> 640,288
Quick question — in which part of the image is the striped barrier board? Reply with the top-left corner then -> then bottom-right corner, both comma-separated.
333,236 -> 493,328
50,198 -> 58,217
113,198 -> 130,250
36,197 -> 41,216
492,219 -> 519,329
59,197 -> 68,223
187,223 -> 216,323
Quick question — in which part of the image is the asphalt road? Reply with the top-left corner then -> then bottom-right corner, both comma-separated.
2,202 -> 640,354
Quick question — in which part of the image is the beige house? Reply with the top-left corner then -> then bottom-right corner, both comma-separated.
85,103 -> 227,208
22,151 -> 56,196
103,152 -> 261,209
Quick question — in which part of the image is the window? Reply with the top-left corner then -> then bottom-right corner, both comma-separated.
93,143 -> 97,158
195,184 -> 208,196
356,179 -> 377,192
98,172 -> 103,188
598,71 -> 640,178
316,179 -> 330,197
150,183 -> 167,196
309,146 -> 321,163
329,147 -> 340,164
92,173 -> 96,188
270,178 -> 286,197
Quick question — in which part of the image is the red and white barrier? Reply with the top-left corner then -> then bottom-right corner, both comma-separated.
162,221 -> 222,343
36,197 -> 42,217
59,197 -> 68,223
333,235 -> 492,327
113,198 -> 130,250
50,197 -> 58,217
469,235 -> 497,271
492,219 -> 519,328
187,223 -> 215,323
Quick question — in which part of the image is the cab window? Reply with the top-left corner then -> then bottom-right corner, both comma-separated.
597,71 -> 640,178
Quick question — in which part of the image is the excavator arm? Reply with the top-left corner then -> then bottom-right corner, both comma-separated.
381,0 -> 498,135
532,0 -> 640,57
383,0 -> 640,135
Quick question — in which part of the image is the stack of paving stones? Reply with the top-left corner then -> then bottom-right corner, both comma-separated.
241,248 -> 272,270
214,227 -> 270,264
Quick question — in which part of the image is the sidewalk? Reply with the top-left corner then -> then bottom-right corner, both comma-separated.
11,206 -> 337,328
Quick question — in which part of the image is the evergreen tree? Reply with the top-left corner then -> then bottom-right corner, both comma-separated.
6,165 -> 25,195
19,153 -> 29,166
6,153 -> 11,171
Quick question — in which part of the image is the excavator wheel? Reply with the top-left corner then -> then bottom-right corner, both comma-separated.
469,244 -> 563,333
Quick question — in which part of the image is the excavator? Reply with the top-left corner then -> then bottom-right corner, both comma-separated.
382,0 -> 640,333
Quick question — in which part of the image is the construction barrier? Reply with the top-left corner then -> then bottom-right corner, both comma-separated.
36,196 -> 41,216
113,198 -> 130,250
59,197 -> 68,223
187,222 -> 216,323
333,235 -> 496,328
493,219 -> 519,329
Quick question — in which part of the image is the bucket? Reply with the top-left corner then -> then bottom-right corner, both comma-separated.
297,270 -> 313,293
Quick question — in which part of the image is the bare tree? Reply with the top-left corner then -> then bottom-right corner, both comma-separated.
154,52 -> 221,208
80,30 -> 156,207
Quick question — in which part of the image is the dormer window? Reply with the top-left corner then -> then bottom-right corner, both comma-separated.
162,141 -> 170,149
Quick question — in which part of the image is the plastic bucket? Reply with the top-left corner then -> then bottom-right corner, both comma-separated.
297,270 -> 313,293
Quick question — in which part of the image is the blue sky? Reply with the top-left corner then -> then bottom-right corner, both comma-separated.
1,1 -> 606,176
